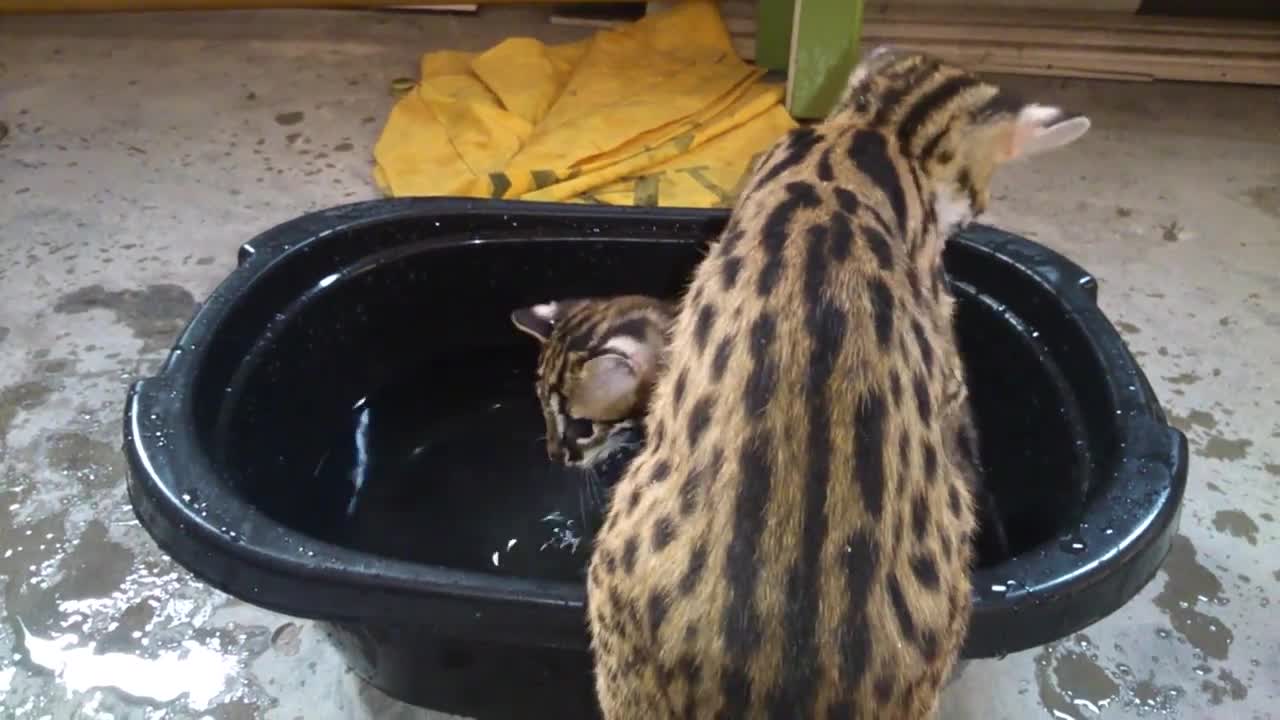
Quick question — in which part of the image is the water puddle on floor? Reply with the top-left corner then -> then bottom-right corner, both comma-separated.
16,619 -> 239,707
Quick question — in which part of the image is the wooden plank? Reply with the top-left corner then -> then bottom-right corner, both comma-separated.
726,7 -> 1280,86
719,0 -> 754,19
391,3 -> 476,11
861,8 -> 1280,39
882,0 -> 1139,10
551,2 -> 644,28
866,37 -> 1280,85
863,17 -> 1280,55
784,0 -> 864,118
973,63 -> 1153,81
731,33 -> 757,61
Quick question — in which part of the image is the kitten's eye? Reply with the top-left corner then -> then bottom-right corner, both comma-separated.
564,417 -> 595,442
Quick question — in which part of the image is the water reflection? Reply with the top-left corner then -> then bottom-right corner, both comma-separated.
347,399 -> 373,518
298,366 -> 619,583
18,620 -> 238,707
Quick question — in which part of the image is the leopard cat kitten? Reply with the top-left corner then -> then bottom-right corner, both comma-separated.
511,295 -> 676,475
584,46 -> 1090,720
519,297 -> 1010,562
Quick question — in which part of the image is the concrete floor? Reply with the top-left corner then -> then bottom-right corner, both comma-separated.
1,6 -> 1278,719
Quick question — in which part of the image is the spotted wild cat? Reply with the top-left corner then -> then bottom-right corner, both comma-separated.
522,46 -> 1090,720
511,295 -> 676,473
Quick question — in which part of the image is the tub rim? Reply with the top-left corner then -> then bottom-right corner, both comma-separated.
123,197 -> 1189,659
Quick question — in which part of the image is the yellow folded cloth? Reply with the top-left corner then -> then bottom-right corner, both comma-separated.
372,0 -> 797,208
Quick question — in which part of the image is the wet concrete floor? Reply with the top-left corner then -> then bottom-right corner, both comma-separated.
1,6 -> 1278,719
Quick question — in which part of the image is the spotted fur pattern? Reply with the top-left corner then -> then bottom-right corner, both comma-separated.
583,47 -> 1090,720
512,295 -> 676,469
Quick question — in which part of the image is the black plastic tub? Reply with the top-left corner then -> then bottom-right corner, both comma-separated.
125,198 -> 1188,719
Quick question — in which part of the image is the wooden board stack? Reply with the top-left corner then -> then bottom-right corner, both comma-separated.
749,4 -> 1280,86
557,2 -> 1279,88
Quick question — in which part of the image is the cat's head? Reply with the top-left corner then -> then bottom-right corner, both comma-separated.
834,45 -> 1091,235
511,295 -> 674,470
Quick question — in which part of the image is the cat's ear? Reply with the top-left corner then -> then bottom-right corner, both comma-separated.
570,335 -> 658,420
573,354 -> 640,420
836,44 -> 897,110
510,302 -> 560,343
1001,104 -> 1091,162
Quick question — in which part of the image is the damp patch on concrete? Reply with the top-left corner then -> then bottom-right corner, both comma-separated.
96,598 -> 159,655
1198,435 -> 1253,461
0,325 -> 9,343
1168,408 -> 1218,433
44,432 -> 122,488
0,506 -> 72,634
1201,667 -> 1249,706
1152,535 -> 1234,660
1265,463 -> 1280,477
275,111 -> 305,126
203,699 -> 263,719
38,357 -> 76,376
52,284 -> 195,354
53,520 -> 135,601
0,380 -> 55,444
1115,320 -> 1141,335
1243,183 -> 1280,219
1034,646 -> 1081,719
1034,639 -> 1121,719
1212,509 -> 1260,546
1163,371 -> 1201,386
1130,672 -> 1185,715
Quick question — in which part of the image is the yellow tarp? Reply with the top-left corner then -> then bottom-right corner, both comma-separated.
372,0 -> 797,208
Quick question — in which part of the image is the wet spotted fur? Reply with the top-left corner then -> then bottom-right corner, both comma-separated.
578,48 -> 1089,720
511,295 -> 676,470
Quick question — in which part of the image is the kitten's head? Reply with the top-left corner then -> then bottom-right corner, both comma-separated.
511,295 -> 674,470
835,46 -> 1091,235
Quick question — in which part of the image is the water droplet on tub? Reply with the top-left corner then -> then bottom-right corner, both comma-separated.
1059,535 -> 1087,554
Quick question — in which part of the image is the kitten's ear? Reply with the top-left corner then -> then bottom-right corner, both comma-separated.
573,354 -> 641,420
570,335 -> 659,420
1003,104 -> 1091,162
510,302 -> 560,343
837,44 -> 896,109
